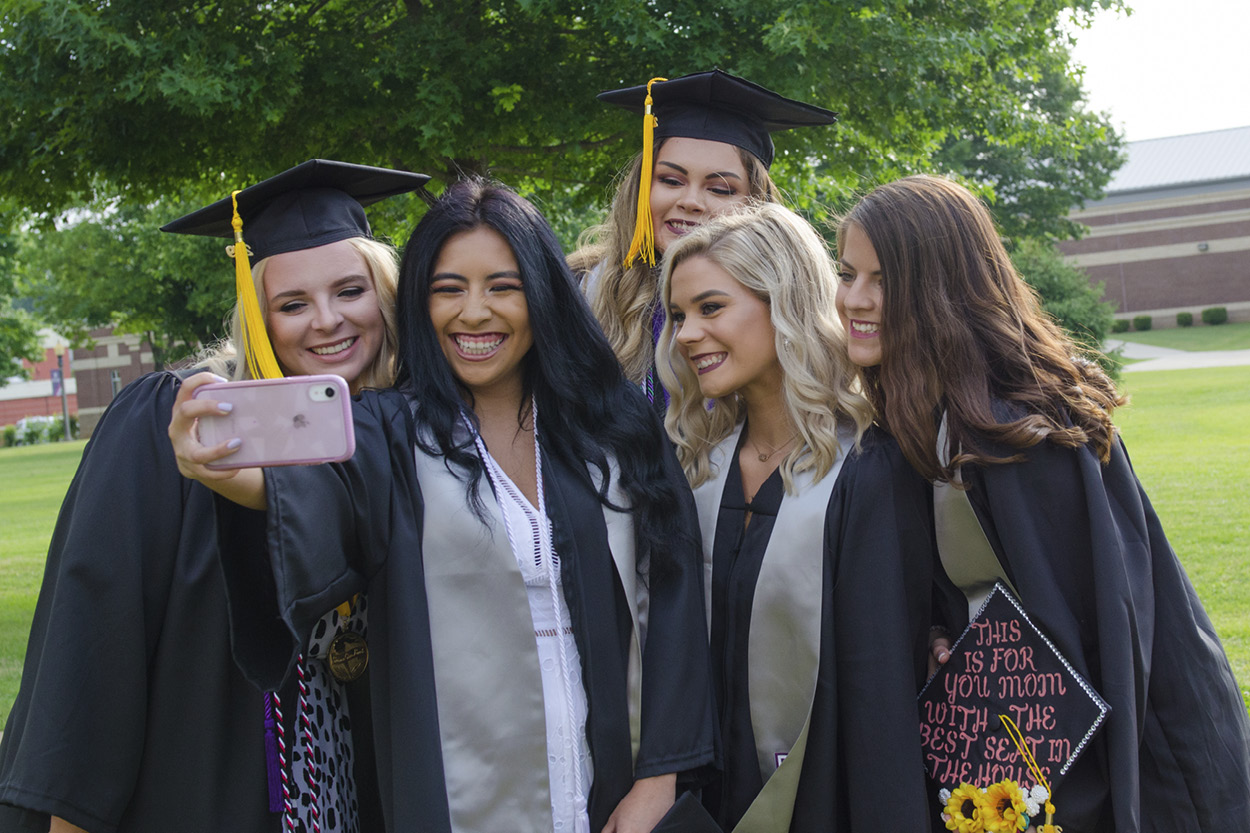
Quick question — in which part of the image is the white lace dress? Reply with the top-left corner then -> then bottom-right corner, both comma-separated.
481,447 -> 593,833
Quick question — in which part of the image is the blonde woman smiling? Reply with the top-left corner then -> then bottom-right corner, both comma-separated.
657,202 -> 934,831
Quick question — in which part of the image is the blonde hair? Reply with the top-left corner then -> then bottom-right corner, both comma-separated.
196,236 -> 400,390
657,202 -> 873,494
569,141 -> 779,384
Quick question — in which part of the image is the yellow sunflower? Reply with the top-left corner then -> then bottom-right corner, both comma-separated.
980,780 -> 1029,832
943,783 -> 985,833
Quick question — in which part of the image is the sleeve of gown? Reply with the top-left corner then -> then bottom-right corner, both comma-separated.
810,432 -> 934,830
633,441 -> 719,779
0,372 -> 193,832
973,434 -> 1250,829
216,388 -> 417,692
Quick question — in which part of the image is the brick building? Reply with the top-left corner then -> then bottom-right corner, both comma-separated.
0,330 -> 78,428
1059,125 -> 1250,328
71,328 -> 158,437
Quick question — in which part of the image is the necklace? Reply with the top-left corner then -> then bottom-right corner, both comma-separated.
748,432 -> 798,462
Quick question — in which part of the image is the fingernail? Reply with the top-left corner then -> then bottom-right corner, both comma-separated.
227,438 -> 242,449
218,402 -> 234,413
210,374 -> 229,383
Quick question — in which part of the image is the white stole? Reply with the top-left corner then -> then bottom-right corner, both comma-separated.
413,439 -> 642,831
692,423 -> 853,832
932,413 -> 1017,619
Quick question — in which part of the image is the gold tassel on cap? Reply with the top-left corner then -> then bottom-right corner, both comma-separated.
231,191 -> 284,380
624,76 -> 667,268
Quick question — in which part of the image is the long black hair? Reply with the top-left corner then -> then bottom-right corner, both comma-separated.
395,178 -> 687,567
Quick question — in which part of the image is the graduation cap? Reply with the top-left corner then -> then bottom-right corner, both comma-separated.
161,159 -> 429,381
597,69 -> 837,267
917,583 -> 1109,827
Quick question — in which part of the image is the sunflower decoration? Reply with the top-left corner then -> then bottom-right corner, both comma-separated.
941,783 -> 985,833
979,780 -> 1030,832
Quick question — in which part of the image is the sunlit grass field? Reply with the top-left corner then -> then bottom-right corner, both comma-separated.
1115,366 -> 1250,710
2,366 -> 1248,729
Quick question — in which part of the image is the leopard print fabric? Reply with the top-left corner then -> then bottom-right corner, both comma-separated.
283,595 -> 368,833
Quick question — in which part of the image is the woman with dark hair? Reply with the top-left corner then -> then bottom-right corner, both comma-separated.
177,178 -> 716,833
835,174 -> 1250,832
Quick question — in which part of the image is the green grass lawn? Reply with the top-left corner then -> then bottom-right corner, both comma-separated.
2,369 -> 1249,730
1115,366 -> 1250,710
0,440 -> 86,724
1115,319 -> 1250,351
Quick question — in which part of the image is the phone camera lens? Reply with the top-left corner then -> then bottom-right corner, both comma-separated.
325,386 -> 336,398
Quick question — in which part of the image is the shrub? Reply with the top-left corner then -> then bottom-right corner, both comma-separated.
1176,311 -> 1193,327
1201,306 -> 1228,325
1010,238 -> 1117,377
48,416 -> 78,441
2,425 -> 16,447
1133,315 -> 1152,331
1111,319 -> 1130,333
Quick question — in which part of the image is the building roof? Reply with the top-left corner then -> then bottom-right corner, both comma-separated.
1108,125 -> 1250,194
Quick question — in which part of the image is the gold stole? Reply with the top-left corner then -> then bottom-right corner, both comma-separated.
412,442 -> 642,832
692,423 -> 852,832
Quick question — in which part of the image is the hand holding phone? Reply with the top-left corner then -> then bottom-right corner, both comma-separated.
191,375 -> 355,469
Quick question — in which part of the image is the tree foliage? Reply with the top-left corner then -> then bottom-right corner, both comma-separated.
1,0 -> 1126,350
0,235 -> 43,386
15,200 -> 236,367
1010,236 -> 1120,374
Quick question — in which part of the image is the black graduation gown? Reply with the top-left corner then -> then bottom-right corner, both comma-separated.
932,418 -> 1250,832
216,387 -> 717,833
0,371 -> 298,833
702,428 -> 935,831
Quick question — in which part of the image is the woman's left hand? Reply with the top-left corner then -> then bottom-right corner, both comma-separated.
599,772 -> 676,833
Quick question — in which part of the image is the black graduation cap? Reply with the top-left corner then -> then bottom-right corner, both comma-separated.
160,159 -> 429,380
597,69 -> 837,168
917,583 -> 1109,824
161,158 -> 430,261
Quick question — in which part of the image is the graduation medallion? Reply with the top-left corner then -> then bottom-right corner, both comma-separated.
327,631 -> 369,683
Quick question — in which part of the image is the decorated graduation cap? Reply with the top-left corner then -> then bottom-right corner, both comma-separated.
917,583 -> 1109,831
161,159 -> 429,381
597,69 -> 837,266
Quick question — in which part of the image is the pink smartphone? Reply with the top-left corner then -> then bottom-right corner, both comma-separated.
192,375 -> 355,469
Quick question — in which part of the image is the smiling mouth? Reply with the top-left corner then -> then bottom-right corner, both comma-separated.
453,333 -> 506,357
311,337 -> 357,356
665,219 -> 699,235
849,320 -> 880,338
692,352 -> 727,374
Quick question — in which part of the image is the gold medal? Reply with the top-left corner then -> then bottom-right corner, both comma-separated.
327,631 -> 369,683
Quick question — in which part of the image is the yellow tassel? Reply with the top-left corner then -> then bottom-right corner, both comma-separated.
231,191 -> 283,380
1001,714 -> 1061,833
624,76 -> 667,268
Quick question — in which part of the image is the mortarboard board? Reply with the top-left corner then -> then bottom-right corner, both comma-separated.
917,583 -> 1110,829
597,70 -> 836,267
597,69 -> 837,168
161,159 -> 429,380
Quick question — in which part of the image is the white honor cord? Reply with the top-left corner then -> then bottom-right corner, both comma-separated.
464,401 -> 587,807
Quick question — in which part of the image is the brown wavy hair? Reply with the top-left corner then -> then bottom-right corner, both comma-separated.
569,140 -> 779,383
836,175 -> 1125,483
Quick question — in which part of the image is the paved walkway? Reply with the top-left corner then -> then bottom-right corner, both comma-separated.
1104,339 -> 1250,373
